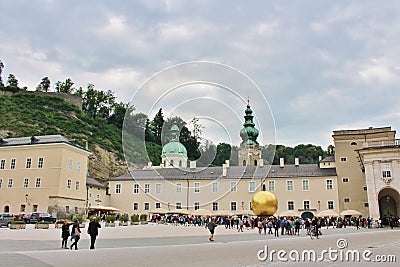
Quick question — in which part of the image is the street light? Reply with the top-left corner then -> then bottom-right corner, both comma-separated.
317,200 -> 320,211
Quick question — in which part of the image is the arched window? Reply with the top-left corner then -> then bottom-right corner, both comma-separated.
243,160 -> 246,166
254,160 -> 258,166
4,205 -> 9,212
179,160 -> 182,167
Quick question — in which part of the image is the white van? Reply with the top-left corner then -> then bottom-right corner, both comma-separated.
0,213 -> 14,227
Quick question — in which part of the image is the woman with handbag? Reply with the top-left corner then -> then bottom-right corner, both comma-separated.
70,219 -> 81,250
61,220 -> 72,249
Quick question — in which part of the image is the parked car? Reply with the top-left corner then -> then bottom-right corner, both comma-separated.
29,213 -> 56,223
23,214 -> 32,223
0,213 -> 14,227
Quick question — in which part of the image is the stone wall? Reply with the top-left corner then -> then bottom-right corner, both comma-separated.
48,196 -> 86,219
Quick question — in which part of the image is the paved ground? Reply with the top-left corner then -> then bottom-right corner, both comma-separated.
0,223 -> 399,266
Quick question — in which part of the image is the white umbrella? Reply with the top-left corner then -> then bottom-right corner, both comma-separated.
340,210 -> 362,216
212,210 -> 234,216
279,210 -> 300,217
166,209 -> 190,215
235,209 -> 255,216
148,208 -> 169,214
317,210 -> 339,217
191,209 -> 212,216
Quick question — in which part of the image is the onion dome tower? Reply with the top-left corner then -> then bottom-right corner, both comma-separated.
161,124 -> 188,168
239,100 -> 261,166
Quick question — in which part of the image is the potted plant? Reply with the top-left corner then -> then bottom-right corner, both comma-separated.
35,221 -> 50,229
140,214 -> 148,225
131,214 -> 139,225
105,215 -> 116,227
10,220 -> 26,230
119,215 -> 129,226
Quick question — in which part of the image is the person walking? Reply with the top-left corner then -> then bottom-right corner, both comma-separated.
208,218 -> 217,241
70,219 -> 81,250
273,218 -> 279,237
61,220 -> 71,249
88,216 -> 102,249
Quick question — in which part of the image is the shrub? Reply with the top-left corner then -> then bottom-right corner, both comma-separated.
89,215 -> 100,222
71,215 -> 84,223
120,215 -> 128,222
56,220 -> 67,224
37,221 -> 49,224
131,214 -> 139,222
11,220 -> 26,224
106,215 -> 116,223
140,214 -> 148,221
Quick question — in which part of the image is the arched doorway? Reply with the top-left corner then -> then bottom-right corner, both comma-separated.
378,188 -> 400,224
301,211 -> 314,220
3,205 -> 9,213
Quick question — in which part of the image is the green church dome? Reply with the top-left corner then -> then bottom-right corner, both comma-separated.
162,141 -> 187,156
240,101 -> 259,146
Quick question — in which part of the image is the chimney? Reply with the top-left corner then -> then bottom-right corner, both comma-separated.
190,161 -> 196,169
225,160 -> 230,168
259,159 -> 264,167
319,156 -> 322,162
295,158 -> 299,166
222,163 -> 227,177
279,158 -> 284,168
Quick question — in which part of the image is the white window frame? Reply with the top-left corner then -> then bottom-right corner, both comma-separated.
38,157 -> 44,168
342,177 -> 349,183
344,197 -> 351,203
249,181 -> 256,192
176,182 -> 182,193
230,181 -> 237,192
75,181 -> 80,191
327,201 -> 334,210
303,200 -> 310,210
326,179 -> 333,190
155,202 -> 161,209
8,178 -> 13,188
194,202 -> 200,210
302,179 -> 309,191
35,177 -> 41,188
133,184 -> 139,194
10,158 -> 16,169
194,182 -> 200,193
287,180 -> 294,191
144,203 -> 149,210
67,179 -> 71,189
133,202 -> 138,210
340,157 -> 347,162
26,158 -> 32,169
77,162 -> 81,172
0,178 -> 2,188
212,202 -> 218,211
144,183 -> 150,194
176,202 -> 182,209
288,201 -> 294,210
212,182 -> 218,193
155,183 -> 161,194
381,163 -> 392,178
68,159 -> 73,170
0,159 -> 5,169
268,180 -> 275,192
24,178 -> 29,188
115,183 -> 121,194
230,201 -> 237,211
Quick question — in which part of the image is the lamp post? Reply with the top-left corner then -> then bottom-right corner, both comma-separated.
241,201 -> 244,210
317,200 -> 320,211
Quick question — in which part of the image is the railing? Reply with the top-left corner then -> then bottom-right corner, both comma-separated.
363,139 -> 400,148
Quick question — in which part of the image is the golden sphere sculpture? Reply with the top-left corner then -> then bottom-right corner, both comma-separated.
251,191 -> 278,216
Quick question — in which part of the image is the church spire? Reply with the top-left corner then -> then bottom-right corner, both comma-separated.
240,100 -> 259,146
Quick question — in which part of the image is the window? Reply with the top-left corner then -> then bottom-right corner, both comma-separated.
26,158 -> 32,169
155,202 -> 161,209
38,157 -> 43,168
33,205 -> 38,212
115,183 -> 121,194
231,201 -> 237,211
7,178 -> 13,188
133,184 -> 139,194
364,203 -> 369,208
194,182 -> 200,193
287,180 -> 294,191
302,180 -> 309,191
65,206 -> 70,213
10,158 -> 16,169
212,182 -> 218,193
194,202 -> 200,210
77,162 -> 81,172
67,179 -> 71,189
68,159 -> 73,170
340,157 -> 347,162
268,180 -> 275,192
24,178 -> 29,188
363,186 -> 367,191
89,193 -> 92,197
74,207 -> 78,214
20,204 -> 26,212
303,201 -> 310,210
230,181 -> 237,192
249,181 -> 256,192
144,184 -> 150,193
155,183 -> 161,194
288,201 -> 294,210
328,201 -> 334,210
75,181 -> 79,190
342,177 -> 349,183
381,163 -> 391,178
144,203 -> 149,210
0,178 -> 2,188
176,183 -> 182,193
133,203 -> 138,210
344,197 -> 350,203
35,178 -> 41,188
326,179 -> 333,190
212,202 -> 218,211
0,159 -> 5,169
176,203 -> 182,209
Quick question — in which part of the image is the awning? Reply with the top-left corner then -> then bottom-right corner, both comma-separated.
340,209 -> 362,216
87,205 -> 120,212
317,210 -> 339,217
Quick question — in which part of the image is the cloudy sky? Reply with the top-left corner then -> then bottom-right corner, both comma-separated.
1,0 -> 400,149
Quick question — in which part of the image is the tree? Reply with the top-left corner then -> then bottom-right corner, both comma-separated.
189,117 -> 203,141
36,77 -> 51,92
212,143 -> 231,166
82,84 -> 116,120
327,145 -> 335,156
150,108 -> 164,146
197,140 -> 216,167
0,59 -> 4,87
55,78 -> 75,93
108,102 -> 127,129
7,74 -> 18,87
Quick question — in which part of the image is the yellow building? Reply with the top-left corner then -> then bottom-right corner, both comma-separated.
0,135 -> 90,217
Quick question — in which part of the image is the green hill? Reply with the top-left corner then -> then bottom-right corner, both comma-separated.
0,92 -> 160,179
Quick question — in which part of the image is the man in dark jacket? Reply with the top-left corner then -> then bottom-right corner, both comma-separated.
88,217 -> 101,249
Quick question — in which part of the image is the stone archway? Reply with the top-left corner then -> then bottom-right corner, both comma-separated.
301,211 -> 314,220
378,188 -> 400,223
3,205 -> 9,212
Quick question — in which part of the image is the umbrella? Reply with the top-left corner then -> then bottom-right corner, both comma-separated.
148,208 -> 169,214
191,209 -> 212,216
235,209 -> 255,216
166,209 -> 190,215
279,210 -> 300,217
212,210 -> 234,216
340,210 -> 362,216
317,210 -> 339,217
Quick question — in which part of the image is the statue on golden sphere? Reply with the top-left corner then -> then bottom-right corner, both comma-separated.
251,191 -> 278,216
